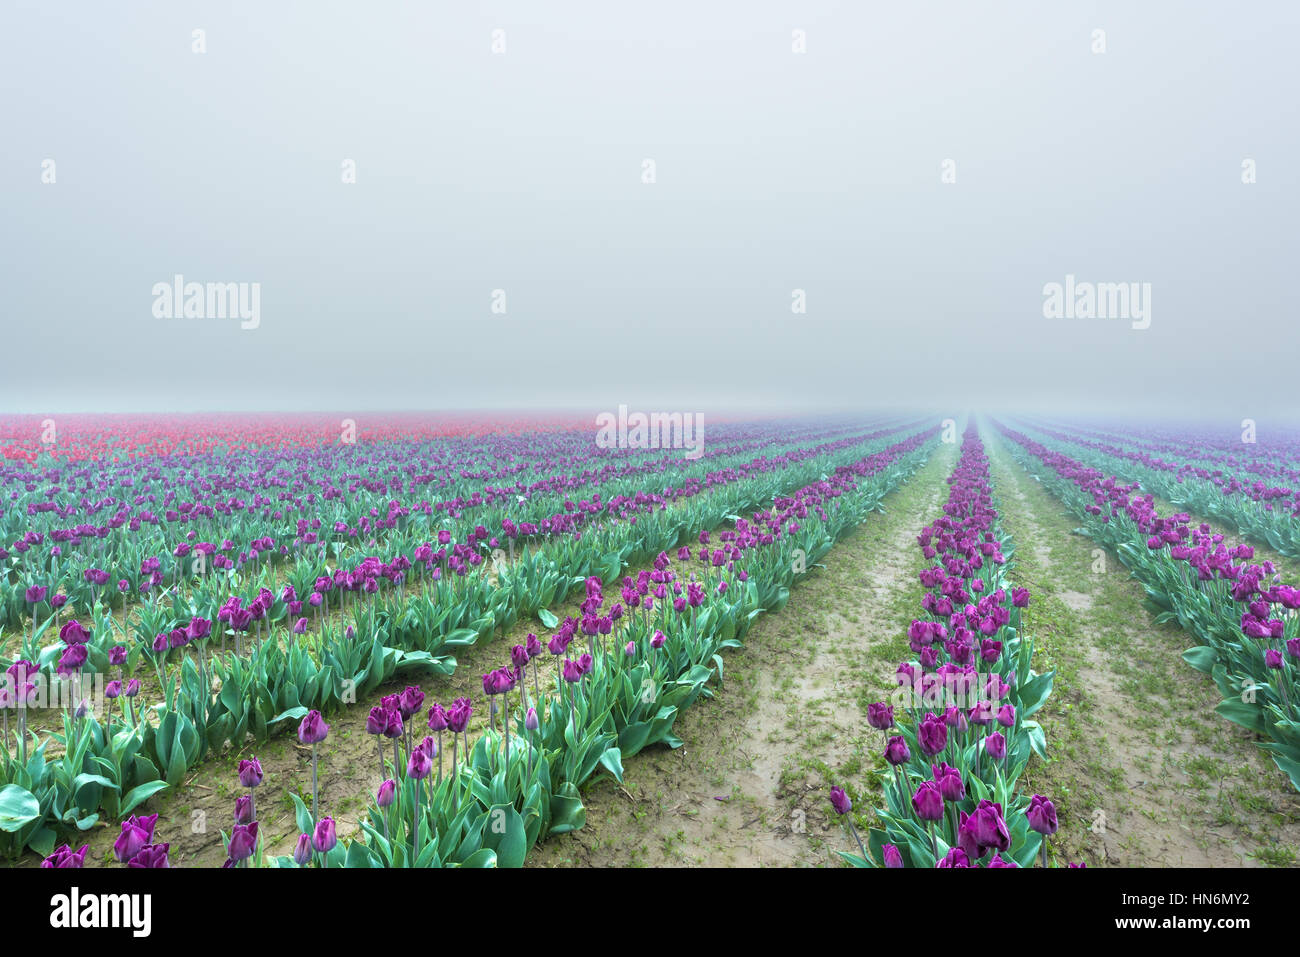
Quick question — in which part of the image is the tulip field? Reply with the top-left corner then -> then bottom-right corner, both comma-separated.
1,412 -> 1297,869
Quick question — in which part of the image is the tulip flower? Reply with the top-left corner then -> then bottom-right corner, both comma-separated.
293,832 -> 313,867
882,844 -> 904,868
228,822 -> 259,865
298,710 -> 329,823
1026,794 -> 1058,868
42,844 -> 88,869
936,847 -> 970,868
313,816 -> 337,861
114,820 -> 151,863
128,844 -> 171,868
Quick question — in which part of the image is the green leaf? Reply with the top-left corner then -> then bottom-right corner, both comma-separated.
598,747 -> 625,782
1181,646 -> 1220,674
269,706 -> 309,727
1216,698 -> 1267,734
482,805 -> 528,869
457,848 -> 498,868
120,780 -> 170,816
0,785 -> 41,832
538,609 -> 559,630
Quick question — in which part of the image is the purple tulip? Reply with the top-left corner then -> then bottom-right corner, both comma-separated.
866,702 -> 894,731
884,735 -> 911,766
936,847 -> 971,868
1026,794 -> 1059,836
41,844 -> 88,868
59,619 -> 91,644
407,748 -> 432,780
313,817 -> 337,853
398,685 -> 425,720
128,844 -> 171,868
917,712 -> 948,757
228,822 -> 259,862
238,758 -> 263,788
298,710 -> 329,744
911,781 -> 945,822
932,763 -> 965,802
983,731 -> 1006,761
427,703 -> 448,731
971,799 -> 1011,852
113,821 -> 151,862
828,786 -> 852,815
882,844 -> 904,868
377,779 -> 396,807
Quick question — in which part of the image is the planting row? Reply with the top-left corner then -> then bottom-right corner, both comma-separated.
828,424 -> 1063,867
1020,419 -> 1300,558
31,427 -> 940,866
0,418 -> 921,637
995,422 -> 1300,791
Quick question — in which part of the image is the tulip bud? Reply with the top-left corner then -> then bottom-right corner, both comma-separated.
238,758 -> 263,789
298,710 -> 329,744
293,832 -> 313,865
377,779 -> 396,807
312,817 -> 337,853
828,786 -> 851,815
1026,794 -> 1058,836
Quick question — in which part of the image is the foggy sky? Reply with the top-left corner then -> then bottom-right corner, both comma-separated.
2,1 -> 1297,421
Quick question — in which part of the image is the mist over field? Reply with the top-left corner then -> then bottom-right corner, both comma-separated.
3,1 -> 1297,422
5,2 -> 1300,902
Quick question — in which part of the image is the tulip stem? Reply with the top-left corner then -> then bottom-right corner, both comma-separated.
1040,838 -> 1049,869
846,818 -> 868,862
412,778 -> 421,859
311,744 -> 319,824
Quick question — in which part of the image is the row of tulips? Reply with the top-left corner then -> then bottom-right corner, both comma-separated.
2,427 -> 937,862
830,424 -> 1065,867
2,423 -> 925,688
1017,421 -> 1300,558
285,430 -> 937,867
996,422 -> 1300,790
0,418 -> 919,633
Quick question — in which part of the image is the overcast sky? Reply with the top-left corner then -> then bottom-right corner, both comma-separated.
2,1 -> 1296,423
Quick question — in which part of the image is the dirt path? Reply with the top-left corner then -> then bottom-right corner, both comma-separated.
529,442 -> 959,867
985,431 -> 1300,868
